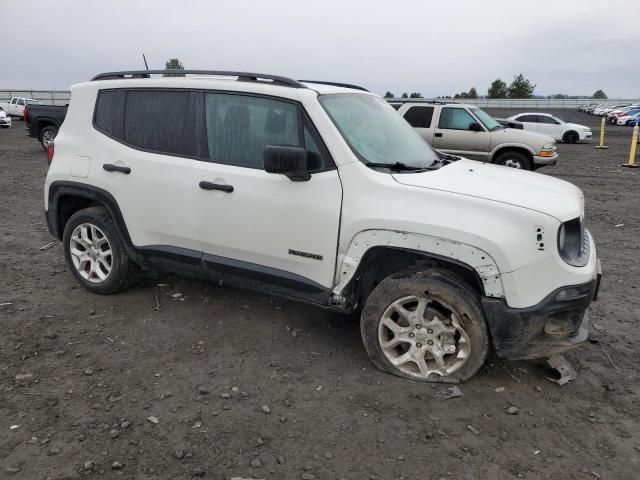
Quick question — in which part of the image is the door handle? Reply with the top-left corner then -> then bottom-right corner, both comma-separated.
435,132 -> 443,138
199,181 -> 234,193
103,163 -> 131,174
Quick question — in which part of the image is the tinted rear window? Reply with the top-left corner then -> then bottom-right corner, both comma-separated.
95,90 -> 125,138
403,106 -> 434,128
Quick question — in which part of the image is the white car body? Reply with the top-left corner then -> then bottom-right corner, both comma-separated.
43,72 -> 600,371
506,112 -> 592,142
0,109 -> 11,128
0,96 -> 38,118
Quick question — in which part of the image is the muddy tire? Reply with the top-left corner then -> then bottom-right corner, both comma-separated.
62,207 -> 138,294
361,268 -> 489,383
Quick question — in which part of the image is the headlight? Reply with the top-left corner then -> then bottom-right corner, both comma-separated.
557,217 -> 590,267
542,142 -> 556,150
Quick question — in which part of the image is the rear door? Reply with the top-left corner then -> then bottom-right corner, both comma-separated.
534,115 -> 562,139
192,92 -> 342,297
432,107 -> 491,160
402,105 -> 435,144
514,114 -> 541,134
91,88 -> 204,271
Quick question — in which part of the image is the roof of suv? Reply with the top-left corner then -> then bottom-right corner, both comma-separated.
86,70 -> 370,96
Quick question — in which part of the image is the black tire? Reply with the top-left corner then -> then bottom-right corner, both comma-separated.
39,126 -> 58,151
562,131 -> 579,143
360,268 -> 489,383
62,206 -> 138,294
494,151 -> 532,170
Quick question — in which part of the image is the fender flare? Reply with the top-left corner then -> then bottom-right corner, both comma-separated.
331,229 -> 505,299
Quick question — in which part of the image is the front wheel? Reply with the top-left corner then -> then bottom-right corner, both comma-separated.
360,269 -> 489,383
494,151 -> 532,170
562,131 -> 579,143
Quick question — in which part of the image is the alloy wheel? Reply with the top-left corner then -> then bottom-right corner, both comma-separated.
378,295 -> 471,379
69,223 -> 113,283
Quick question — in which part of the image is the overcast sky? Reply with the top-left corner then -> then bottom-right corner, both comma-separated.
2,0 -> 639,98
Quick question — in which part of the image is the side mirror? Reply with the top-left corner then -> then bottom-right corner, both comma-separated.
469,122 -> 483,132
263,145 -> 311,182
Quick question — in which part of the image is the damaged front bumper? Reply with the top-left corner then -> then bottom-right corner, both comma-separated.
481,259 -> 601,360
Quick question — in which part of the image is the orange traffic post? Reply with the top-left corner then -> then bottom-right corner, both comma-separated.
621,124 -> 639,168
595,116 -> 608,149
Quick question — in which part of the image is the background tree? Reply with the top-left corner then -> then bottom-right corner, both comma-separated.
592,89 -> 608,99
409,92 -> 423,98
508,73 -> 536,98
163,58 -> 185,77
401,93 -> 409,98
488,79 -> 508,99
468,87 -> 478,99
383,91 -> 395,98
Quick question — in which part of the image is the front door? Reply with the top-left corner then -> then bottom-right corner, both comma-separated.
192,92 -> 342,299
433,107 -> 491,160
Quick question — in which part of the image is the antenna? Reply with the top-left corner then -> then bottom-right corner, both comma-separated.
142,53 -> 149,71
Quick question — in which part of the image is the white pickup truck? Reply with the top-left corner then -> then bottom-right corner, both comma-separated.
0,96 -> 39,118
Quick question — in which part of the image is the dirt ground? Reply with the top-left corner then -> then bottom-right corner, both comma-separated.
1,109 -> 639,480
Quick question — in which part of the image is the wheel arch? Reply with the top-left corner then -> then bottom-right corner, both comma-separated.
332,230 -> 505,310
47,181 -> 140,262
35,117 -> 59,138
490,145 -> 534,164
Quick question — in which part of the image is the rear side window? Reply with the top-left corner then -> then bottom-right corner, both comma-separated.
403,106 -> 434,128
438,108 -> 476,130
204,93 -> 330,171
516,115 -> 537,122
17,98 -> 25,106
95,90 -> 125,138
124,90 -> 206,158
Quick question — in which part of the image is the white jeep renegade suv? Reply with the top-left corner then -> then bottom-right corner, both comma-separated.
44,70 -> 601,383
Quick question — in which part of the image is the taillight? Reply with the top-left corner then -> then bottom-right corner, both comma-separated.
23,106 -> 28,122
47,144 -> 54,165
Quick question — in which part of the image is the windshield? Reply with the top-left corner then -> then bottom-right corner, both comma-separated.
319,94 -> 440,168
470,107 -> 502,130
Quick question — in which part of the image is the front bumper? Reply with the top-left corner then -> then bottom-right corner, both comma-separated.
533,152 -> 558,166
481,259 -> 601,360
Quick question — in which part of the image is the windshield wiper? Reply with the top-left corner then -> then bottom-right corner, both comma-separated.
365,161 -> 428,171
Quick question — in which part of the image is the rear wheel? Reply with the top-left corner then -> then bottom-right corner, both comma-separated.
39,126 -> 58,151
63,207 -> 138,294
495,151 -> 532,170
360,268 -> 489,383
562,131 -> 579,143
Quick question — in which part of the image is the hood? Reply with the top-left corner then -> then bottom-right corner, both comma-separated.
392,160 -> 583,222
492,127 -> 554,147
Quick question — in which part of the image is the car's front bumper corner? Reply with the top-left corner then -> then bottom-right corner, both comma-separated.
481,260 -> 601,360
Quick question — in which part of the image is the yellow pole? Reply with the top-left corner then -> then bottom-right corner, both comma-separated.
595,116 -> 608,149
622,124 -> 639,168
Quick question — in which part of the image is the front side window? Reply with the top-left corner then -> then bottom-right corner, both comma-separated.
10,98 -> 17,105
320,93 -> 440,168
516,115 -> 537,123
204,93 -> 330,171
438,107 -> 477,130
539,115 -> 560,125
404,106 -> 434,128
470,107 -> 501,130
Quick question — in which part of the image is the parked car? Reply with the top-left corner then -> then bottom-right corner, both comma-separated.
506,113 -> 592,143
395,101 -> 558,170
24,103 -> 68,150
617,111 -> 640,126
0,96 -> 39,118
44,70 -> 600,383
0,107 -> 11,128
607,106 -> 640,124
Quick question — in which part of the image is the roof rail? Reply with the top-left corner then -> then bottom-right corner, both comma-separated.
91,70 -> 306,88
386,99 -> 456,104
298,80 -> 369,92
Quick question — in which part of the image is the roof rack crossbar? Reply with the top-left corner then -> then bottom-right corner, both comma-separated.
91,70 -> 306,88
298,80 -> 369,92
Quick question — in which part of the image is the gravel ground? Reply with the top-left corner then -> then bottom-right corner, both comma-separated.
1,110 -> 639,480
